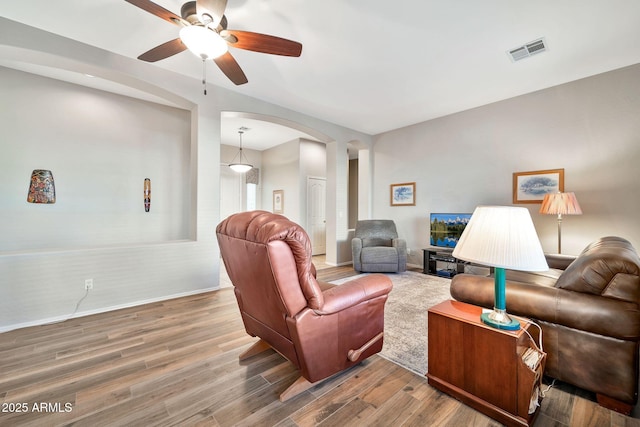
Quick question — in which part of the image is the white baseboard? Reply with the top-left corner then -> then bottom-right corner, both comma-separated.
0,287 -> 219,333
323,260 -> 353,267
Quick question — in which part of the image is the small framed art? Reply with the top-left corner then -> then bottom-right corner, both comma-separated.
513,169 -> 564,204
390,182 -> 416,206
273,190 -> 284,214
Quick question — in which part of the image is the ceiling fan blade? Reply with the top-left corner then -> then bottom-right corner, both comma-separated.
124,0 -> 186,26
224,30 -> 302,57
196,0 -> 227,27
213,52 -> 248,85
138,38 -> 187,62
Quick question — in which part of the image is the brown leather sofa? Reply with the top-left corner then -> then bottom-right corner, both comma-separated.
450,236 -> 640,415
216,210 -> 393,401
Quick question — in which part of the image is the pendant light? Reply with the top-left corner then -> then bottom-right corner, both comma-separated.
229,128 -> 253,173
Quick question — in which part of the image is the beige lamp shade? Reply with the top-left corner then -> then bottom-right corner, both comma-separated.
452,206 -> 548,330
539,192 -> 582,215
539,192 -> 582,254
453,206 -> 548,272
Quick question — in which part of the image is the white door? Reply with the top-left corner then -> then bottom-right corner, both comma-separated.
220,165 -> 242,222
307,177 -> 326,255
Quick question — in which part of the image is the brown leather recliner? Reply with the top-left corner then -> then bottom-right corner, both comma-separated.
216,210 -> 393,401
450,236 -> 640,415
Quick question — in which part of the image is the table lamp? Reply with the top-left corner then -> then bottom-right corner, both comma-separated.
539,192 -> 582,254
453,206 -> 548,330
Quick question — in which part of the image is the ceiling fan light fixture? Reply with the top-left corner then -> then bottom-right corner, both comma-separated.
179,25 -> 228,60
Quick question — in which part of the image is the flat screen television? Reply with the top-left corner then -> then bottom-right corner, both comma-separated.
429,213 -> 472,248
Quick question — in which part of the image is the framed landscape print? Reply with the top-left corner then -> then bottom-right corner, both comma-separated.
390,182 -> 416,206
513,168 -> 564,204
273,190 -> 284,214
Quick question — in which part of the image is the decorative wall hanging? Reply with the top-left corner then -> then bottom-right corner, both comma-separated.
513,169 -> 564,204
273,190 -> 284,214
27,169 -> 56,204
144,178 -> 151,212
390,182 -> 416,206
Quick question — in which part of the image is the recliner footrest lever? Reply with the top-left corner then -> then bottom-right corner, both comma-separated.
348,332 -> 384,362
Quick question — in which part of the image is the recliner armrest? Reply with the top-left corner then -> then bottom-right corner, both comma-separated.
392,238 -> 406,252
352,238 -> 364,271
315,274 -> 393,315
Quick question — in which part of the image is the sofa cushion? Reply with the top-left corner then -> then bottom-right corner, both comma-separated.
505,268 -> 564,288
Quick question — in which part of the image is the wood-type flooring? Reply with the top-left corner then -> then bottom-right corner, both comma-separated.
1,262 -> 638,426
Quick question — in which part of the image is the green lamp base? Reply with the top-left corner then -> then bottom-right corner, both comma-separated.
480,311 -> 520,331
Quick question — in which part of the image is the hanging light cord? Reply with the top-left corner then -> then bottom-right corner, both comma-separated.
232,130 -> 245,163
202,58 -> 207,95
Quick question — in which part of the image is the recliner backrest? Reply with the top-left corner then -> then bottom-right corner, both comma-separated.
216,211 -> 326,331
355,220 -> 398,247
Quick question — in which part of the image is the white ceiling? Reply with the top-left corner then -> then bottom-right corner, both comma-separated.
221,115 -> 321,151
2,0 -> 640,142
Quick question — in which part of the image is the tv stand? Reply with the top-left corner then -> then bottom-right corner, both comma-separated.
423,247 -> 465,277
423,246 -> 492,277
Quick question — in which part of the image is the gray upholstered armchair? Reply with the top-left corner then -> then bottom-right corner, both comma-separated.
352,220 -> 407,272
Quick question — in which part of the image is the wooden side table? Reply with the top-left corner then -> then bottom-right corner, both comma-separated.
427,300 -> 546,427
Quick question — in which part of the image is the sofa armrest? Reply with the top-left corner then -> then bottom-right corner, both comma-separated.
316,274 -> 393,315
545,253 -> 577,270
451,274 -> 640,340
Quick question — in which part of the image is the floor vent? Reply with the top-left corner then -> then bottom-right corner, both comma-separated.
508,38 -> 547,62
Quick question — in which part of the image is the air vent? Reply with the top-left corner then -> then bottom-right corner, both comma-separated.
508,38 -> 547,62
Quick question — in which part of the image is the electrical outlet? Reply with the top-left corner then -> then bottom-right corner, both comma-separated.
84,279 -> 93,290
407,248 -> 411,255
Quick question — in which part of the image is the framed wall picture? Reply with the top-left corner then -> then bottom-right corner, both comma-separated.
390,182 -> 416,206
513,168 -> 564,204
273,190 -> 284,214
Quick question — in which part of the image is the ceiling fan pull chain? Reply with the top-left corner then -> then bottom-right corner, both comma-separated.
202,58 -> 207,95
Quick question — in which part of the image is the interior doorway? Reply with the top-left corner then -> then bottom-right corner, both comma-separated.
307,176 -> 326,255
220,165 -> 242,221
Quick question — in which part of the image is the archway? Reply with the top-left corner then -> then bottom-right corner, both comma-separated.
219,110 -> 334,245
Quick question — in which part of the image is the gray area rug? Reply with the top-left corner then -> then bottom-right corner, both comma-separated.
332,271 -> 452,375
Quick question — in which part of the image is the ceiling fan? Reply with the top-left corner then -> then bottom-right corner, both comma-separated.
124,0 -> 303,86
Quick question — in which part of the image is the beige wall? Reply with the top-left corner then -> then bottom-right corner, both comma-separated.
1,68 -> 192,251
373,63 -> 640,265
0,17 -> 370,330
261,138 -> 326,226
